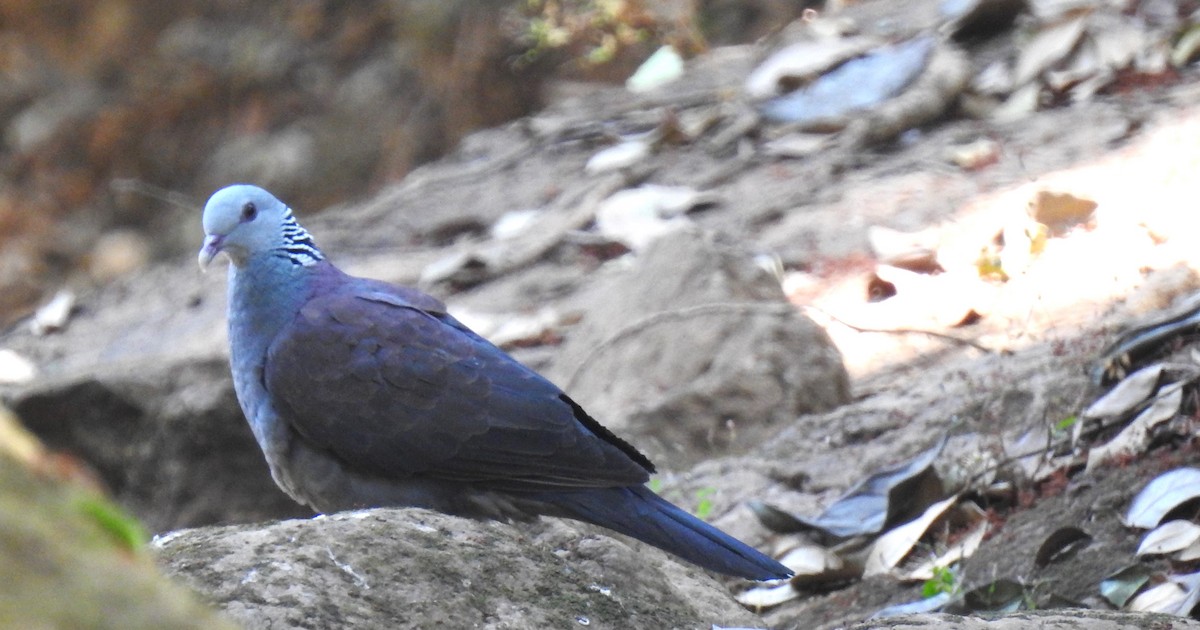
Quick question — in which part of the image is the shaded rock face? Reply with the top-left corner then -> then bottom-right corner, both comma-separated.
548,230 -> 850,468
156,507 -> 767,630
10,360 -> 310,533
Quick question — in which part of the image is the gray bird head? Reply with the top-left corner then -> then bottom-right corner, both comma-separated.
200,184 -> 322,269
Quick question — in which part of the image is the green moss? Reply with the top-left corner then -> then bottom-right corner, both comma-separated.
0,411 -> 234,629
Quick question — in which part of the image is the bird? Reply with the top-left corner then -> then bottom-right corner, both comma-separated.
199,183 -> 792,581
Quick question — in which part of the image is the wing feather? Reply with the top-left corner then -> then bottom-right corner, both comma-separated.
264,287 -> 654,491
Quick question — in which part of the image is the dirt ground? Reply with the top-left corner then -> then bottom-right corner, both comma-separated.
432,1 -> 1200,625
340,19 -> 1200,626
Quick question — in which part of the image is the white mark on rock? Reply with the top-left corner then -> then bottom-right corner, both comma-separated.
588,584 -> 613,597
149,531 -> 183,548
327,548 -> 370,590
240,568 -> 259,585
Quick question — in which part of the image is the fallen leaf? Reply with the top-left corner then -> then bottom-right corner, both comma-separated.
1171,23 -> 1200,68
1034,526 -> 1092,568
418,250 -> 488,286
1127,581 -> 1186,613
864,495 -> 958,577
947,138 -> 1001,170
943,0 -> 1027,42
961,578 -> 1025,612
30,289 -> 75,335
585,140 -> 651,174
749,437 -> 947,540
1126,468 -> 1200,529
870,592 -> 953,618
594,185 -> 715,251
626,45 -> 683,93
735,582 -> 799,609
449,306 -> 568,349
1086,381 -> 1183,472
1177,538 -> 1200,561
744,37 -> 881,99
778,542 -> 845,576
760,37 -> 935,127
905,518 -> 988,581
1012,15 -> 1088,87
1099,564 -> 1151,608
491,209 -> 541,240
990,82 -> 1041,122
1082,363 -> 1163,419
813,437 -> 946,539
747,501 -> 810,534
1091,20 -> 1146,71
1168,571 -> 1200,616
1137,520 -> 1200,556
866,226 -> 941,271
1027,190 -> 1097,235
0,349 -> 37,384
762,133 -> 833,158
972,59 -> 1014,96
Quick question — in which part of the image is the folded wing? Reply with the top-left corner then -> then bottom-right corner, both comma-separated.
264,287 -> 654,492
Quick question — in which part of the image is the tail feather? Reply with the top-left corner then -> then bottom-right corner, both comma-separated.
542,485 -> 792,580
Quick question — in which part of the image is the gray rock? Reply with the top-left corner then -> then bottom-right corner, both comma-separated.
848,611 -> 1200,629
155,507 -> 768,630
547,230 -> 850,469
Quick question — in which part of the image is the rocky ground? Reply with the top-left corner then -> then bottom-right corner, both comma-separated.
6,0 -> 1200,628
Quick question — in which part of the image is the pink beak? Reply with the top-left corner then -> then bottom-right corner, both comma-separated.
198,234 -> 225,271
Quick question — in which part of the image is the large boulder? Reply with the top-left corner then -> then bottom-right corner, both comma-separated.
547,230 -> 850,468
156,507 -> 768,629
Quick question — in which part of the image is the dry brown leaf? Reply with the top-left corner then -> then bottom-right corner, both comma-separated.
1027,190 -> 1097,235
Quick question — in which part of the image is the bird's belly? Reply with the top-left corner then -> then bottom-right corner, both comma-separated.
275,437 -> 541,522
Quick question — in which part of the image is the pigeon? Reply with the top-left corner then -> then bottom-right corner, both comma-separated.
199,184 -> 791,580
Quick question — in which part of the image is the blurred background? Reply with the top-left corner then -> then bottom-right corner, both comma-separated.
0,0 -> 807,327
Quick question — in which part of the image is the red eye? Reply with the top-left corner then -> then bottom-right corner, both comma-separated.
241,202 -> 257,221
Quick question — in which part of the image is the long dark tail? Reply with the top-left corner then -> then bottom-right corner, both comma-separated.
540,485 -> 792,580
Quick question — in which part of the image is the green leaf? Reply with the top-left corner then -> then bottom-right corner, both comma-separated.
694,487 -> 716,520
75,496 -> 148,552
921,565 -> 958,598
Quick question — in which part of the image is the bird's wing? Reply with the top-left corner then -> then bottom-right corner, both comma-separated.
264,286 -> 654,491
